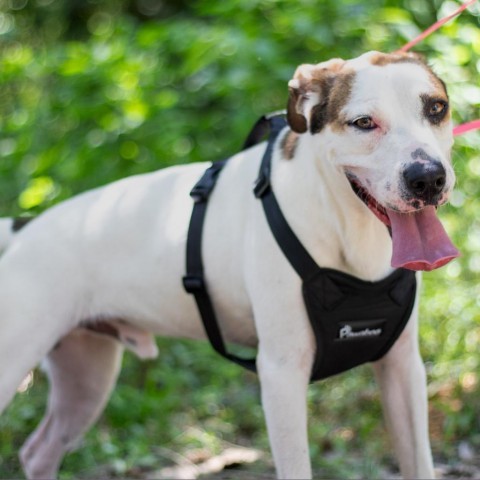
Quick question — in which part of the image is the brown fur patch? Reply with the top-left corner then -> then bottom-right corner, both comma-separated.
369,52 -> 425,67
369,52 -> 448,97
287,88 -> 308,133
325,71 -> 355,132
281,130 -> 299,160
310,70 -> 355,134
308,74 -> 335,133
426,72 -> 448,98
287,59 -> 347,134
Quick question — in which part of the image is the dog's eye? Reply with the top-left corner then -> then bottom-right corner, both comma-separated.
421,95 -> 449,125
350,116 -> 377,131
428,101 -> 447,117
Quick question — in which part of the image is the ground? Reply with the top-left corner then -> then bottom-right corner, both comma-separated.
71,443 -> 480,480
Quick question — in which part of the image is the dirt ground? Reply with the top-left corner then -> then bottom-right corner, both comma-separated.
73,439 -> 480,479
130,444 -> 480,480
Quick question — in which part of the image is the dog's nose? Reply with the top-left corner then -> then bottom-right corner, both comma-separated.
403,161 -> 446,202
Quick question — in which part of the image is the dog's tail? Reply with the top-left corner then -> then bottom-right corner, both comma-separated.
0,217 -> 32,254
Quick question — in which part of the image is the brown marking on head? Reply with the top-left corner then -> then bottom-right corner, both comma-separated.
281,130 -> 300,160
287,59 -> 355,135
368,51 -> 426,67
322,71 -> 355,133
307,75 -> 335,134
369,51 -> 448,98
426,72 -> 449,100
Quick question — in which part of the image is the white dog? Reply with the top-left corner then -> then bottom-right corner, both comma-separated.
0,51 -> 459,479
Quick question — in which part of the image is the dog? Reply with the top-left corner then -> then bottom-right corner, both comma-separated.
0,50 -> 459,479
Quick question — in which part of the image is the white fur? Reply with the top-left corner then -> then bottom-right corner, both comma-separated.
0,52 -> 455,479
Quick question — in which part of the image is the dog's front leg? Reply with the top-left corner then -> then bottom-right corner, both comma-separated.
246,214 -> 316,479
252,293 -> 315,479
372,299 -> 434,479
257,349 -> 312,480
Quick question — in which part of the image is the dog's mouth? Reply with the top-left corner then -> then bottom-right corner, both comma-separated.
349,180 -> 391,228
347,177 -> 459,272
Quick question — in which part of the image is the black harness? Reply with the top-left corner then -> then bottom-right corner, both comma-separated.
183,114 -> 417,381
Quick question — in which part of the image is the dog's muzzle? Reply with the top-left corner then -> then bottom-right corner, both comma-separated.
347,165 -> 458,271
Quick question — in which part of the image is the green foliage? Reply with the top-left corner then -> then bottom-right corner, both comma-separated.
0,0 -> 479,478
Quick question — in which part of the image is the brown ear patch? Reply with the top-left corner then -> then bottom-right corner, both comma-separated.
287,88 -> 308,133
287,59 -> 346,134
286,59 -> 355,135
310,71 -> 355,134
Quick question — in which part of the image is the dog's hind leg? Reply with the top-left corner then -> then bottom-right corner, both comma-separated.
19,329 -> 124,480
372,299 -> 434,479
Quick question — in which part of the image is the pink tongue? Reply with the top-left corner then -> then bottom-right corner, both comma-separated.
388,206 -> 459,271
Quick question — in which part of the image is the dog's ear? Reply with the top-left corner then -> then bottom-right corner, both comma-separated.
287,64 -> 315,134
287,59 -> 345,134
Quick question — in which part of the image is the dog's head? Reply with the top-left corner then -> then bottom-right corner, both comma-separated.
287,51 -> 459,271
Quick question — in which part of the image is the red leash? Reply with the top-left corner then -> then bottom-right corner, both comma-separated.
453,119 -> 480,136
396,0 -> 477,54
395,0 -> 479,136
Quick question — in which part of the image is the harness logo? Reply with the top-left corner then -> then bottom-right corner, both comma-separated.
338,324 -> 383,340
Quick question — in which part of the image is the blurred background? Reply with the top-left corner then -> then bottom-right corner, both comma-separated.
0,0 -> 479,478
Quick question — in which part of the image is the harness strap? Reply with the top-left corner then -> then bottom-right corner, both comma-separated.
243,110 -> 288,150
254,116 -> 319,281
183,114 -> 294,371
183,162 -> 258,372
183,113 -> 327,375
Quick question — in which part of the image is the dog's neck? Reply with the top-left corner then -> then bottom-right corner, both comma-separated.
271,129 -> 394,281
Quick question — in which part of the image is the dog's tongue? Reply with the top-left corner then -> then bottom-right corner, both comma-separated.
388,206 -> 459,271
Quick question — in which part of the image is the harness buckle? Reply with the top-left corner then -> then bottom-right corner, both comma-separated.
190,184 -> 210,203
182,274 -> 205,293
190,161 -> 226,203
253,173 -> 270,198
